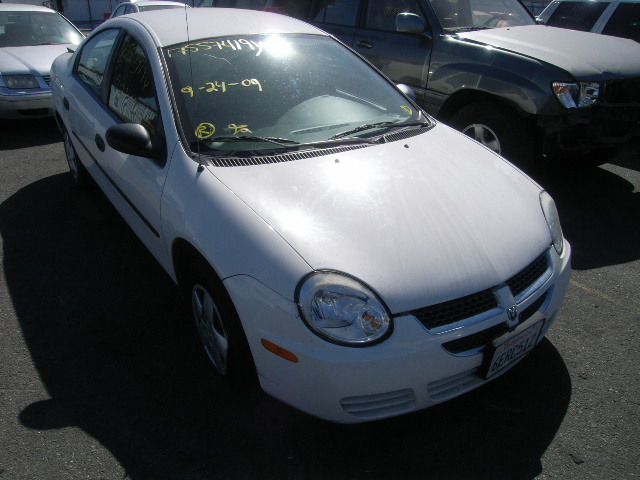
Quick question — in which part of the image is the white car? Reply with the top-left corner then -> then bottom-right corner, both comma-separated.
0,3 -> 83,119
50,8 -> 571,423
110,1 -> 189,18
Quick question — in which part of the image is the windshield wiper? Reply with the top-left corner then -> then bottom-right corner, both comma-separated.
329,122 -> 397,140
329,120 -> 430,140
206,136 -> 300,147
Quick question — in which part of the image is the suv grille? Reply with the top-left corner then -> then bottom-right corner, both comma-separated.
601,77 -> 640,104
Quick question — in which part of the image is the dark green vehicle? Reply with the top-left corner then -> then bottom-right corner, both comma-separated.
199,0 -> 640,170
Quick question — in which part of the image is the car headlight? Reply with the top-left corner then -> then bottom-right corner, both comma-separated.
296,271 -> 392,346
540,191 -> 564,255
2,74 -> 40,89
552,81 -> 599,108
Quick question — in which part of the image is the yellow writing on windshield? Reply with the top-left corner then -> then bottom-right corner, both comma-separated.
228,124 -> 252,135
400,105 -> 413,115
181,79 -> 263,96
195,123 -> 216,139
167,38 -> 263,58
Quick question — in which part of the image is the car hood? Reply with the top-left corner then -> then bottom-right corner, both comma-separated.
0,45 -> 72,76
456,25 -> 640,80
209,125 -> 551,313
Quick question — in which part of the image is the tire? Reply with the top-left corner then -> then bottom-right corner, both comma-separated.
63,129 -> 93,189
187,262 -> 257,388
450,101 -> 537,172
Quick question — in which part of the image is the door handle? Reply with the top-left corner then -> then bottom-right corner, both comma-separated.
355,40 -> 374,49
63,97 -> 70,110
95,134 -> 105,152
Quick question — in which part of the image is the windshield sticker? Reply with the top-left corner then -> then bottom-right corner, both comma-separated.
195,123 -> 216,139
228,124 -> 252,135
167,38 -> 263,58
181,79 -> 263,97
401,106 -> 412,115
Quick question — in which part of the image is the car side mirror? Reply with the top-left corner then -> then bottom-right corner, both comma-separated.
396,83 -> 416,102
106,123 -> 165,161
396,13 -> 431,37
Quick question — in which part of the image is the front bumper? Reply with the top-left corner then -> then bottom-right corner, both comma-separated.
0,89 -> 53,119
227,242 -> 572,423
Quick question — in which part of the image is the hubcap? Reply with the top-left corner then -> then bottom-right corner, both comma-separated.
63,132 -> 79,180
462,123 -> 501,154
192,284 -> 229,375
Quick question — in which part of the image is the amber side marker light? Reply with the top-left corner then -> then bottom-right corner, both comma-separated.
261,338 -> 299,363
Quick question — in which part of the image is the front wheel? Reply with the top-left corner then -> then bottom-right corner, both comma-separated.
187,263 -> 257,388
63,129 -> 92,189
450,101 -> 537,172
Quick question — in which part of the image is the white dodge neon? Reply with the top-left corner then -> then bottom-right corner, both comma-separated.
51,7 -> 571,423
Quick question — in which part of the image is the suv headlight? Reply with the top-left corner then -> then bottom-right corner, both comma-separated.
540,191 -> 564,255
552,81 -> 599,108
296,271 -> 392,346
2,74 -> 40,89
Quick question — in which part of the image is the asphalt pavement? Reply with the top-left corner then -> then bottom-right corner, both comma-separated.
1,119 -> 638,480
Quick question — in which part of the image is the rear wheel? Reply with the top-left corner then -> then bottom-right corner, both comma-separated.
450,101 -> 537,172
186,263 -> 257,388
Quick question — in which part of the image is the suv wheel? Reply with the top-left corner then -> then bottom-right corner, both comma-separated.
450,101 -> 536,171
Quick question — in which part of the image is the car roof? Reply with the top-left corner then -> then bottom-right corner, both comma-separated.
106,7 -> 326,47
0,4 -> 58,12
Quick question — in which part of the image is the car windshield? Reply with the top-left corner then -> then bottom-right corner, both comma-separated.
163,33 -> 430,155
0,11 -> 83,47
429,0 -> 535,31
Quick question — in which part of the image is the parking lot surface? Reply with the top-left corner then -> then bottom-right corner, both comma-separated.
1,119 -> 638,479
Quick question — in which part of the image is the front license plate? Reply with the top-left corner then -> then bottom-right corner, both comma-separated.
484,320 -> 544,379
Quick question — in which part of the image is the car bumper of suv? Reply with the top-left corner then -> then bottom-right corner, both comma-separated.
227,243 -> 571,423
539,104 -> 640,158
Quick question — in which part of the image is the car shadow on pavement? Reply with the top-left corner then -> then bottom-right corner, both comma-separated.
533,146 -> 640,271
0,118 -> 62,150
2,173 -> 571,480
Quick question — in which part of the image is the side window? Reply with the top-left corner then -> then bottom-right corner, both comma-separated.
313,0 -> 360,26
546,1 -> 607,31
112,5 -> 125,17
601,3 -> 640,42
365,0 -> 424,31
75,29 -> 119,96
108,35 -> 160,135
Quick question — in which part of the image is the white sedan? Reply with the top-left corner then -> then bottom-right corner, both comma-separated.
50,8 -> 571,423
0,3 -> 83,119
110,1 -> 190,18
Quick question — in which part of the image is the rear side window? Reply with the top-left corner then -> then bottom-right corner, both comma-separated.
75,29 -> 119,96
365,0 -> 424,31
313,0 -> 360,26
546,1 -> 608,31
602,3 -> 640,42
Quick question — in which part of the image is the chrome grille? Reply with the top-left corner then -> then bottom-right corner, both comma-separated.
412,289 -> 497,330
411,252 -> 549,331
506,252 -> 548,297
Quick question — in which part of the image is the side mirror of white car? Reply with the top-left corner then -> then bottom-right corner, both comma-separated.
106,123 -> 165,162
